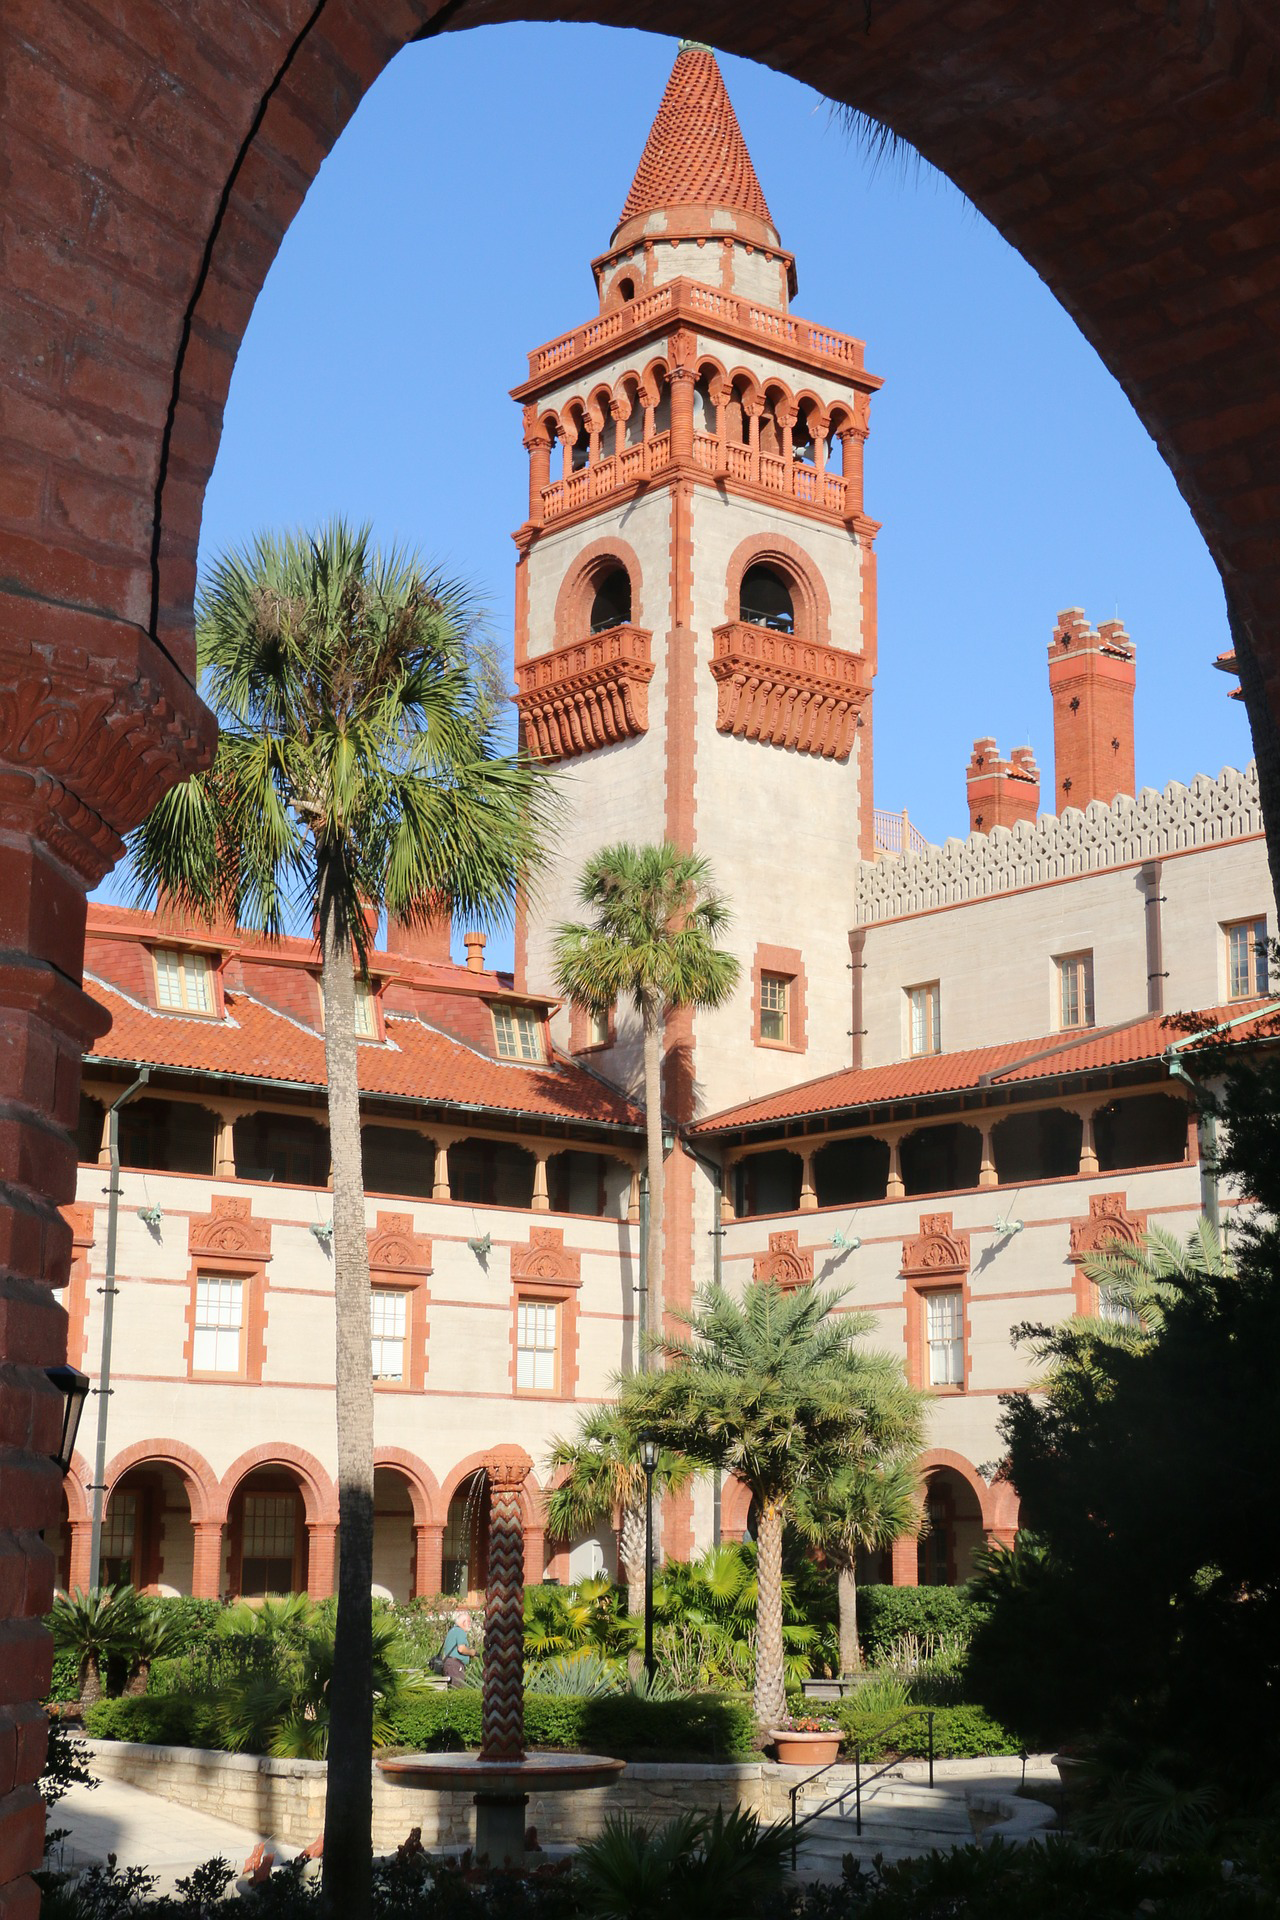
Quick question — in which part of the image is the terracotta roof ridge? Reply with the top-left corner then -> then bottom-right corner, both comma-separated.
618,44 -> 773,233
85,971 -> 242,1033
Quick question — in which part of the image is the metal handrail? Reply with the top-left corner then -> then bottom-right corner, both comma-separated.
788,1707 -> 935,1870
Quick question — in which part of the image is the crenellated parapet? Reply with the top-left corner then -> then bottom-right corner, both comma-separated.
710,622 -> 870,760
856,762 -> 1263,923
515,625 -> 654,760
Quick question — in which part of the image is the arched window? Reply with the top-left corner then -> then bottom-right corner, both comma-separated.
739,564 -> 794,634
589,568 -> 632,633
616,276 -> 635,303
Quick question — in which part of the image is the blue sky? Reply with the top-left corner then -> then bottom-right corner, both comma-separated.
115,25 -> 1250,955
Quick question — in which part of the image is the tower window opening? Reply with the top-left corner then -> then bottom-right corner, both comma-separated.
570,428 -> 590,472
793,408 -> 817,465
590,569 -> 632,634
694,374 -> 716,436
740,564 -> 794,634
617,276 -> 635,303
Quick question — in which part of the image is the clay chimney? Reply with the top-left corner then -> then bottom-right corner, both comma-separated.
1048,609 -> 1136,812
386,900 -> 453,967
463,931 -> 487,973
966,738 -> 1040,834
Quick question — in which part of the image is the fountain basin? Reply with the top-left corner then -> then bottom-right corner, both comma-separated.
377,1750 -> 626,1866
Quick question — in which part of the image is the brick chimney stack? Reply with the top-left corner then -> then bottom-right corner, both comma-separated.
1048,608 -> 1136,812
966,738 -> 1040,834
386,899 -> 453,966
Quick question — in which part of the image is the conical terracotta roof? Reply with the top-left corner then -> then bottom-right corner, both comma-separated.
614,43 -> 777,243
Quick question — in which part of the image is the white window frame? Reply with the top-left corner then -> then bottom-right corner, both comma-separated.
494,1005 -> 545,1063
907,982 -> 941,1057
1056,951 -> 1095,1031
586,1007 -> 611,1049
192,1274 -> 244,1374
925,1288 -> 964,1387
353,979 -> 378,1038
760,972 -> 790,1045
153,947 -> 215,1015
370,1287 -> 409,1382
516,1297 -> 559,1393
1224,917 -> 1268,1001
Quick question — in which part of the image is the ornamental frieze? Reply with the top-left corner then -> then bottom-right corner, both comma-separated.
901,1212 -> 970,1277
188,1196 -> 272,1262
515,626 -> 654,760
1067,1192 -> 1147,1262
752,1229 -> 813,1288
709,623 -> 870,761
512,1226 -> 581,1286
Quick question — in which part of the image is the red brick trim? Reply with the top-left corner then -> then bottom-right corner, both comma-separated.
710,622 -> 869,759
216,1444 -> 337,1529
1066,1190 -> 1147,1314
373,1448 -> 445,1529
901,1213 -> 972,1393
722,531 -> 833,647
104,1439 -> 218,1526
368,1212 -> 432,1391
569,1001 -> 616,1054
751,943 -> 807,1053
509,1228 -> 582,1400
515,624 -> 654,759
918,1447 -> 1017,1535
62,1202 -> 94,1369
184,1221 -> 269,1387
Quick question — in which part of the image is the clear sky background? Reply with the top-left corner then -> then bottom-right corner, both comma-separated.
106,24 -> 1252,960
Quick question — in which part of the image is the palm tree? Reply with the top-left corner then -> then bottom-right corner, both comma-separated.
50,1584 -> 141,1709
552,843 -> 739,1345
128,520 -> 552,1919
617,1279 -> 920,1731
1077,1218 -> 1230,1347
791,1456 -> 923,1676
545,1405 -> 692,1615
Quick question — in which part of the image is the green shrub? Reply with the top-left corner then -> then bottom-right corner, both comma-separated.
856,1586 -> 977,1664
835,1700 -> 1018,1761
84,1693 -> 220,1748
386,1689 -> 759,1762
47,1651 -> 80,1704
145,1596 -> 225,1659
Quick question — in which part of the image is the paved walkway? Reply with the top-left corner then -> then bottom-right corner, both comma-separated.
52,1777 -> 295,1894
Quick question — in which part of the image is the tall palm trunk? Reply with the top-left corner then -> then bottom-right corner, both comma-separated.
79,1654 -> 102,1711
619,1502 -> 646,1618
641,990 -> 664,1351
754,1497 -> 787,1732
837,1563 -> 862,1675
317,864 -> 374,1920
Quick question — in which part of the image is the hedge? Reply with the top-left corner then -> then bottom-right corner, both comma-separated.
85,1688 -> 760,1763
856,1586 -> 978,1663
836,1701 -> 1018,1760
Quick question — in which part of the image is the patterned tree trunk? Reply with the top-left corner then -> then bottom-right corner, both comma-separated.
641,995 -> 665,1349
620,1504 -> 646,1618
754,1498 -> 787,1731
480,1446 -> 532,1763
837,1564 -> 862,1674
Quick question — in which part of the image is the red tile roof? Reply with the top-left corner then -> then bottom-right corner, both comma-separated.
618,45 -> 774,234
691,1001 -> 1278,1134
84,978 -> 641,1132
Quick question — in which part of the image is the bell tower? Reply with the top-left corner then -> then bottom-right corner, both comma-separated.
512,42 -> 882,1124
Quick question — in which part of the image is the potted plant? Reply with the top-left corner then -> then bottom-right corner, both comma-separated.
771,1713 -> 843,1766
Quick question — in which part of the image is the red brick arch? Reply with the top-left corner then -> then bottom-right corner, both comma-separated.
216,1444 -> 337,1528
918,1447 -> 1016,1535
374,1447 -> 444,1529
553,535 -> 647,643
104,1439 -> 219,1526
442,1449 -> 542,1530
723,531 -> 834,647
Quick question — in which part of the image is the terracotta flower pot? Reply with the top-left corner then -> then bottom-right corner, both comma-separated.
771,1729 -> 842,1766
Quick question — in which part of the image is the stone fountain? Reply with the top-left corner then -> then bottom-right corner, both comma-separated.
378,1444 -> 625,1865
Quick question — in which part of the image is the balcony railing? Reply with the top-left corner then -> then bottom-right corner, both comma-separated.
873,808 -> 932,857
541,436 -> 672,522
541,432 -> 849,525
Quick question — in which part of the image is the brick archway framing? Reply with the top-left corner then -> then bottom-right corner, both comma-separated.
374,1447 -> 444,1529
216,1444 -> 338,1530
918,1447 -> 1016,1535
105,1439 -> 219,1527
722,532 -> 833,648
553,536 -> 646,646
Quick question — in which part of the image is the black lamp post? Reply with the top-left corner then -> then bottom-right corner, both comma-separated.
46,1364 -> 90,1475
639,1430 -> 659,1687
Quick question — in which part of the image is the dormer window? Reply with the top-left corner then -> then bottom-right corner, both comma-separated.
353,980 -> 378,1039
153,948 -> 214,1015
493,1005 -> 545,1063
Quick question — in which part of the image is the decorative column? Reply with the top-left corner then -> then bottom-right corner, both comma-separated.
978,1123 -> 998,1189
432,1140 -> 452,1201
97,1105 -> 113,1168
720,1172 -> 735,1225
611,398 -> 629,459
306,1522 -> 336,1601
522,408 -> 552,527
213,1108 -> 240,1179
890,1535 -> 919,1588
0,612 -> 213,1903
531,1151 -> 550,1214
191,1521 -> 224,1600
413,1523 -> 444,1600
67,1520 -> 94,1594
776,401 -> 796,467
840,395 -> 870,515
627,1172 -> 641,1225
480,1445 -> 532,1765
667,329 -> 696,464
813,412 -> 829,476
885,1137 -> 905,1201
799,1150 -> 818,1212
1078,1105 -> 1100,1176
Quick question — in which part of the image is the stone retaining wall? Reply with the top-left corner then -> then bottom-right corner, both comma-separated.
83,1742 -> 784,1850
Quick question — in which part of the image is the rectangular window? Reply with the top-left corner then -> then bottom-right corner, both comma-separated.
908,982 -> 941,1056
154,947 -> 213,1014
1057,952 -> 1095,1030
587,1007 -> 611,1049
353,979 -> 377,1038
925,1289 -> 964,1387
370,1288 -> 409,1382
1225,917 -> 1268,1000
100,1491 -> 137,1587
192,1275 -> 243,1373
1097,1285 -> 1140,1329
516,1298 -> 559,1393
760,973 -> 790,1044
240,1493 -> 297,1597
494,1006 -> 545,1062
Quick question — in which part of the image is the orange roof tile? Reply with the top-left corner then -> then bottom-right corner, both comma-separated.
84,978 -> 642,1132
618,45 -> 774,236
691,1001 -> 1278,1134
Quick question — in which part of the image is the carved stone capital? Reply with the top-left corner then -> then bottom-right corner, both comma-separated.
483,1444 -> 533,1492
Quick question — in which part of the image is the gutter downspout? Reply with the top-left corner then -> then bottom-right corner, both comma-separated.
88,1067 -> 150,1584
681,1136 -> 725,1544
